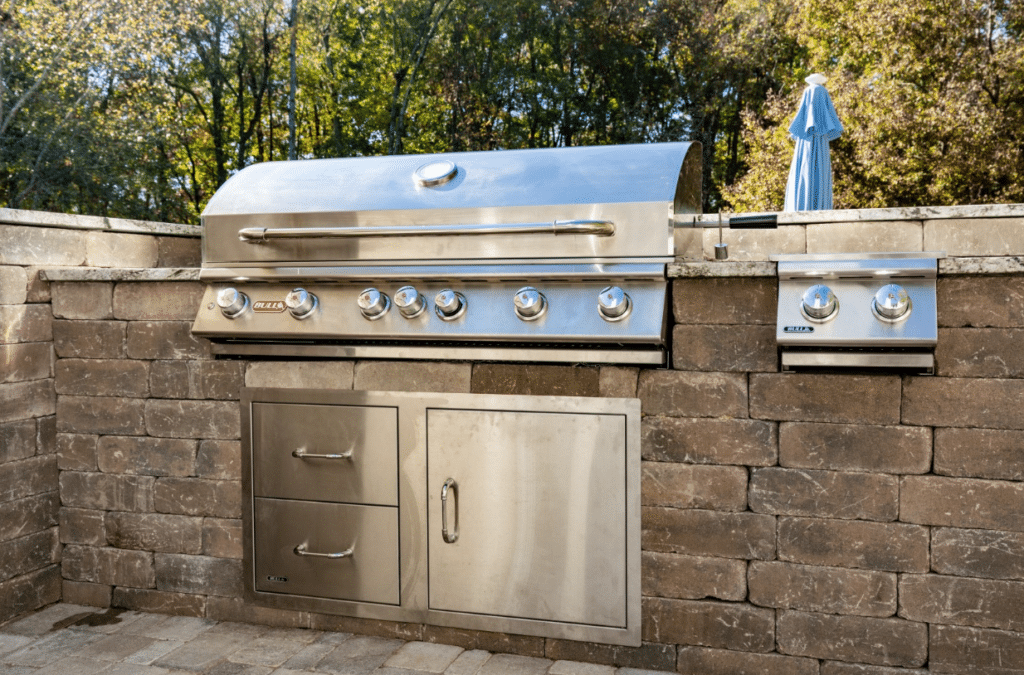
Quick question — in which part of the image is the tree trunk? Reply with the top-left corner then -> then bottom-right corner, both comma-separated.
288,0 -> 300,160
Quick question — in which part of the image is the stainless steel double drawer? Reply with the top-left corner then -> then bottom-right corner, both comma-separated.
242,389 -> 642,646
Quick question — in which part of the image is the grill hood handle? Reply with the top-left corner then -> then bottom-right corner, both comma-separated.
238,219 -> 615,243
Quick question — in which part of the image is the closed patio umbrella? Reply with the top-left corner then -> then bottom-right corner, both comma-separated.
784,73 -> 843,211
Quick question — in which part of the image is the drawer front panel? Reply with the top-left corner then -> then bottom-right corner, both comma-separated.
252,402 -> 398,505
254,497 -> 400,605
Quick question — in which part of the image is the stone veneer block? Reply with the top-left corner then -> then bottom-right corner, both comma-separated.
56,433 -> 98,471
934,428 -> 1024,480
904,377 -> 1024,429
806,220 -> 923,254
542,640 -> 676,671
51,282 -> 113,319
62,544 -> 155,588
748,561 -> 897,617
189,361 -> 245,400
0,455 -> 57,503
937,327 -> 1024,377
642,506 -> 776,560
55,359 -> 148,397
59,507 -> 106,546
420,625 -> 541,657
0,265 -> 29,304
149,361 -> 190,398
929,623 -> 1024,674
933,527 -> 1024,581
749,467 -> 898,521
672,324 -> 777,372
0,565 -> 61,624
779,422 -> 932,474
202,518 -> 242,559
145,400 -> 239,439
637,370 -> 747,418
776,610 -> 927,667
673,277 -> 777,324
62,580 -> 112,608
0,305 -> 52,343
157,236 -> 202,267
641,462 -> 747,511
901,475 -> 1024,531
59,472 -> 154,512
105,512 -> 203,554
111,587 -> 206,617
57,396 -> 146,435
0,528 -> 59,583
85,231 -> 159,268
938,276 -> 1024,328
153,554 -> 243,597
0,225 -> 87,265
0,343 -> 52,384
113,282 -> 204,320
196,440 -> 241,480
925,217 -> 1024,256
900,574 -> 1024,632
597,367 -> 638,398
470,364 -> 598,397
154,477 -> 241,518
127,321 -> 212,360
701,225 -> 805,262
641,416 -> 777,466
384,641 -> 464,673
0,379 -> 55,423
0,418 -> 36,463
24,266 -> 50,303
642,597 -> 775,652
750,373 -> 901,424
244,361 -> 355,390
36,414 -> 55,455
778,516 -> 929,573
52,320 -> 126,359
0,492 -> 58,542
641,551 -> 746,601
208,596 -> 308,628
97,436 -> 197,477
677,646 -> 819,675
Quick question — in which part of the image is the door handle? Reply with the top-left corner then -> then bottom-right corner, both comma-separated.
293,542 -> 354,559
441,478 -> 459,544
292,447 -> 353,460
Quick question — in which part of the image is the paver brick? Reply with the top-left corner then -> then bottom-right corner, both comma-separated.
642,506 -> 775,560
676,646 -> 819,675
750,467 -> 898,521
901,475 -> 1024,531
54,359 -> 148,397
641,416 -> 776,466
776,610 -> 927,667
778,517 -> 929,573
52,320 -> 126,359
0,491 -> 58,542
642,597 -> 774,652
384,641 -> 464,672
929,624 -> 1024,674
470,364 -> 595,397
750,373 -> 901,424
780,422 -> 931,474
641,462 -> 747,511
932,527 -> 1024,580
97,436 -> 197,477
903,377 -> 1024,429
673,277 -> 777,325
899,574 -> 1024,632
62,545 -> 155,588
637,370 -> 747,418
934,427 -> 1024,480
749,561 -> 897,617
51,282 -> 112,319
59,472 -> 154,512
672,324 -> 777,372
106,512 -> 203,554
642,551 -> 746,601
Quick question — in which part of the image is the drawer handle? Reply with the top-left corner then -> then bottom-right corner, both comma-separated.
292,448 -> 353,460
293,542 -> 354,559
441,478 -> 459,544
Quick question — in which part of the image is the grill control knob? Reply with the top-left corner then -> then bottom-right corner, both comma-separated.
216,287 -> 249,319
513,286 -> 547,321
873,284 -> 911,321
598,286 -> 631,321
434,289 -> 466,320
285,288 -> 318,320
394,285 -> 426,318
357,288 -> 390,320
801,284 -> 838,321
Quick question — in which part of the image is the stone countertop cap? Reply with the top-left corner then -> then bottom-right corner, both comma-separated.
685,203 -> 1024,226
39,267 -> 201,282
669,257 -> 1024,277
0,206 -> 200,237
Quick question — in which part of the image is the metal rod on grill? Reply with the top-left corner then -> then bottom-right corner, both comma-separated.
238,219 -> 615,242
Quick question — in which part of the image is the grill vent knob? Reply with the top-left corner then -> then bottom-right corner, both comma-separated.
434,289 -> 466,320
598,286 -> 631,321
285,288 -> 318,320
357,288 -> 390,320
801,284 -> 838,321
216,287 -> 249,319
394,286 -> 426,318
513,287 -> 547,321
873,284 -> 911,321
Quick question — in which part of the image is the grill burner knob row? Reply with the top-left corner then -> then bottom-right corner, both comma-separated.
357,288 -> 391,320
801,284 -> 838,321
598,286 -> 631,321
873,283 -> 912,321
435,289 -> 466,321
513,287 -> 547,321
285,288 -> 318,320
394,286 -> 427,318
216,288 -> 249,319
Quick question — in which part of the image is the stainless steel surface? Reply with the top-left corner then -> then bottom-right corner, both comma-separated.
213,342 -> 666,365
216,287 -> 249,318
597,286 -> 631,321
426,407 -> 628,629
294,542 -> 354,559
199,262 -> 667,282
513,287 -> 546,321
395,286 -> 426,318
782,350 -> 934,372
434,289 -> 466,320
254,497 -> 399,604
872,284 -> 911,321
440,478 -> 459,544
357,288 -> 391,320
252,402 -> 398,506
241,388 -> 642,646
284,288 -> 318,319
800,284 -> 838,321
237,219 -> 616,243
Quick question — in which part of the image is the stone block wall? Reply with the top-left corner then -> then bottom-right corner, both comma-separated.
40,269 -> 1024,674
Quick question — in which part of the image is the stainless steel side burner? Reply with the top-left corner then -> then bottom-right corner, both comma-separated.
772,252 -> 944,372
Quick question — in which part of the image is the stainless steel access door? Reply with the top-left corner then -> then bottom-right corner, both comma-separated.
427,408 -> 628,628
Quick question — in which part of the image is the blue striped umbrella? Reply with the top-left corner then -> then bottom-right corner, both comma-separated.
784,74 -> 843,211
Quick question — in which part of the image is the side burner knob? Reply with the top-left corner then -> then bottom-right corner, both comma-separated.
434,289 -> 466,320
216,288 -> 249,319
872,284 -> 911,321
357,288 -> 390,320
285,288 -> 318,320
801,284 -> 838,321
598,286 -> 631,321
394,285 -> 427,318
513,286 -> 547,321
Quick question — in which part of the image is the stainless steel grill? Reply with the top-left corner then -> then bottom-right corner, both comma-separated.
191,142 -> 702,365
